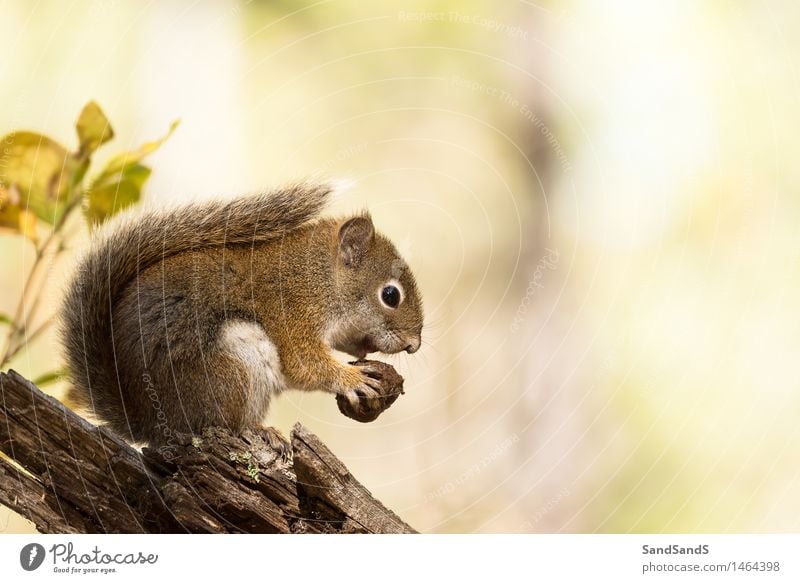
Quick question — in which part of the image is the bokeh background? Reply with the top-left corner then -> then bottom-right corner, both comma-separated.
2,0 -> 800,533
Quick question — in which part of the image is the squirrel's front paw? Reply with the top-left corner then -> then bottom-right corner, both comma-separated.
340,374 -> 382,408
335,360 -> 405,423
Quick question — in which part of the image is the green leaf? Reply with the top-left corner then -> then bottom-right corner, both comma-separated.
100,120 -> 179,177
75,101 -> 114,156
32,369 -> 66,387
0,131 -> 84,224
85,163 -> 151,225
84,120 -> 178,225
0,313 -> 12,326
98,162 -> 152,190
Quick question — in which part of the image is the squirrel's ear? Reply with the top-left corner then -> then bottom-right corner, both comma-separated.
338,214 -> 374,267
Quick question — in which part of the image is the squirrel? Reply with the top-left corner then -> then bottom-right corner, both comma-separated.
60,182 -> 423,447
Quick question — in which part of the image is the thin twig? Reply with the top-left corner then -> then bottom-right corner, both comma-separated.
1,197 -> 82,367
15,243 -> 68,346
0,248 -> 45,365
3,319 -> 54,364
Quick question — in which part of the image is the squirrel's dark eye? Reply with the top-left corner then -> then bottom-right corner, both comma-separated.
381,285 -> 401,308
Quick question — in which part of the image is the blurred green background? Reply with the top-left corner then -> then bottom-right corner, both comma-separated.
2,0 -> 800,533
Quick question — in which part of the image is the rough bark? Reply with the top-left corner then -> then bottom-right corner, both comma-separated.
0,369 -> 415,533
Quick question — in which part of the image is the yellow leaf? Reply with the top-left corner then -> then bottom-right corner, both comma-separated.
0,184 -> 22,233
0,132 -> 84,224
75,101 -> 114,156
17,209 -> 38,241
0,204 -> 20,232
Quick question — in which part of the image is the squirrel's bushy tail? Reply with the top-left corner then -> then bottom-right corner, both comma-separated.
60,183 -> 333,423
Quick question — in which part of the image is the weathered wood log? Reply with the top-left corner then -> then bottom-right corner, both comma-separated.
0,369 -> 415,533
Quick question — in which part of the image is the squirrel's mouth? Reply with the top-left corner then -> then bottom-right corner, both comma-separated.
351,336 -> 377,359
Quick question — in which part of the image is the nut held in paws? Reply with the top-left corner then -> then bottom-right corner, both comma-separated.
336,360 -> 405,422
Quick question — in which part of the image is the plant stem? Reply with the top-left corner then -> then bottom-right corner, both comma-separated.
0,245 -> 46,366
0,197 -> 82,368
3,319 -> 53,363
20,243 -> 67,342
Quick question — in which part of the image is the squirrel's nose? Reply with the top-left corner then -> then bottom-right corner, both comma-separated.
405,336 -> 421,354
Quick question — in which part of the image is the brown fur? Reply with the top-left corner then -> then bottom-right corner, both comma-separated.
60,184 -> 423,445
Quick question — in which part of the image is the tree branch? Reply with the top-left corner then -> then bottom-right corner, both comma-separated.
0,369 -> 415,534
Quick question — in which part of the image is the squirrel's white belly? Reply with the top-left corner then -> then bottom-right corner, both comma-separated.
219,320 -> 287,407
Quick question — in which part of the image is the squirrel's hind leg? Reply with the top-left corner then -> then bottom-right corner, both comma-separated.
115,279 -> 281,442
215,319 -> 286,427
213,320 -> 292,460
